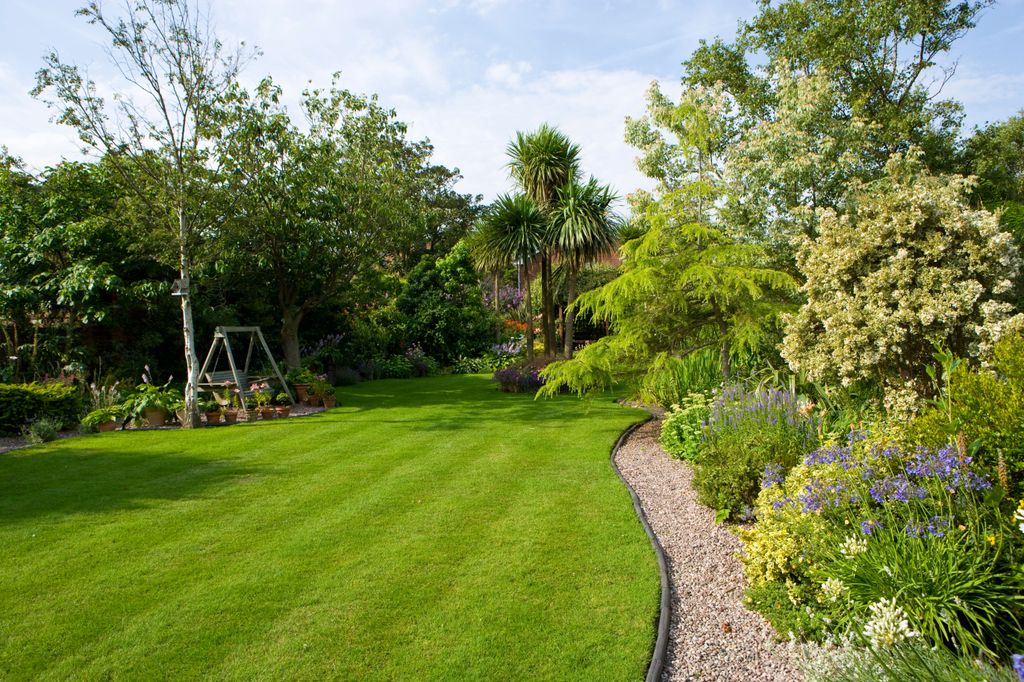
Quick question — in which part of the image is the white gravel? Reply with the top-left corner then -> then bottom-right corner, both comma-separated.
615,419 -> 802,682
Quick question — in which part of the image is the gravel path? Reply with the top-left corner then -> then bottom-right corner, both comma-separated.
616,419 -> 802,682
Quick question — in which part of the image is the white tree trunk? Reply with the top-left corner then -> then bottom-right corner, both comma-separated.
179,209 -> 199,428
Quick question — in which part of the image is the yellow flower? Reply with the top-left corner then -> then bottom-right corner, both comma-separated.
986,535 -> 996,546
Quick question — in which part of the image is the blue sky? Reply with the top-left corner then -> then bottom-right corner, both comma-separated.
2,0 -> 1023,201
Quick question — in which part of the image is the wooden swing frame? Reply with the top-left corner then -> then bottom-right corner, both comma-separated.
197,326 -> 294,416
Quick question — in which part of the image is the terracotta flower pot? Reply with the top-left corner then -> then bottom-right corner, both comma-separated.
223,409 -> 239,425
275,405 -> 291,418
306,395 -> 321,407
96,420 -> 117,433
144,407 -> 167,427
294,384 -> 310,401
205,411 -> 222,425
258,406 -> 275,420
321,395 -> 336,409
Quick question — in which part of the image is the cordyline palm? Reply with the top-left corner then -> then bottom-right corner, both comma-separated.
506,124 -> 580,356
474,193 -> 546,359
548,177 -> 618,358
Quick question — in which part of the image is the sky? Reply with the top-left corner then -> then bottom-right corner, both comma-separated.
1,0 -> 1023,203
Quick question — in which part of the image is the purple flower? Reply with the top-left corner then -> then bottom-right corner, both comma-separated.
869,475 -> 927,504
1012,654 -> 1024,681
762,463 -> 785,489
860,519 -> 882,536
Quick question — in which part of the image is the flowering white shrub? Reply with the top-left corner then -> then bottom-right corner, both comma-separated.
782,150 -> 1023,413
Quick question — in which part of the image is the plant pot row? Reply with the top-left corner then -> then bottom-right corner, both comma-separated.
205,405 -> 292,424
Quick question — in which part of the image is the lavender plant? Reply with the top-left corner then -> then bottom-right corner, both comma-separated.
693,384 -> 818,518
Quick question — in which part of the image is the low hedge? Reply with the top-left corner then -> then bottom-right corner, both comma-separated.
0,383 -> 83,436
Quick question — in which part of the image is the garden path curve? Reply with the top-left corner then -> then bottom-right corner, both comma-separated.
615,419 -> 802,682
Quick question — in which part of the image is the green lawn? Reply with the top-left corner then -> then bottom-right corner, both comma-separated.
0,375 -> 658,680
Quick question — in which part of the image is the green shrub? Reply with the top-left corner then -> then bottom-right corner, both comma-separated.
397,243 -> 496,365
660,392 -> 710,462
378,355 -> 414,379
906,334 -> 1024,497
745,431 -> 1024,660
81,406 -> 123,427
24,417 -> 63,444
694,385 -> 818,518
0,383 -> 82,436
745,580 -> 828,641
637,350 -> 722,407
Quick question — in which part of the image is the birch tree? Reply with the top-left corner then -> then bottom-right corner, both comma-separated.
32,0 -> 249,427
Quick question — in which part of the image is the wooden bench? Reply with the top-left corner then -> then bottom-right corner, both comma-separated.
200,370 -> 273,406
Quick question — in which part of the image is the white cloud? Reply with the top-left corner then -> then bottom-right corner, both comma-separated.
398,66 -> 677,203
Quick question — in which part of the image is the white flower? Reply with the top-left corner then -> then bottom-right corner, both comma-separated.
839,535 -> 868,558
863,598 -> 919,648
821,577 -> 848,602
1015,507 -> 1024,534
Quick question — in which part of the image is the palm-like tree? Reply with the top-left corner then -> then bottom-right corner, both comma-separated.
473,193 -> 547,359
506,124 -> 581,356
548,178 -> 618,358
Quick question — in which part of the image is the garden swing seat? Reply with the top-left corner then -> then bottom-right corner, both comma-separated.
197,326 -> 294,412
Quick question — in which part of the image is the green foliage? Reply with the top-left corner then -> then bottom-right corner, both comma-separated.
963,111 -> 1024,206
802,641 -> 1020,682
637,350 -> 722,407
782,151 -> 1023,414
121,379 -> 181,423
542,84 -> 797,399
0,383 -> 82,436
743,425 -> 1024,661
24,417 -> 63,444
740,0 -> 983,165
397,242 -> 495,365
816,508 -> 1023,658
216,75 -> 479,368
81,406 -> 123,427
659,392 -> 711,462
694,385 -> 818,518
308,380 -> 335,398
746,580 -> 827,641
375,355 -> 415,379
907,335 -> 1024,497
725,67 -> 878,260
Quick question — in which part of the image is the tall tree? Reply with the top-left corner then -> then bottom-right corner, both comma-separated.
506,124 -> 581,356
472,194 -> 547,360
541,83 -> 797,396
216,76 -> 450,368
32,0 -> 249,427
686,0 -> 989,170
546,177 -> 618,358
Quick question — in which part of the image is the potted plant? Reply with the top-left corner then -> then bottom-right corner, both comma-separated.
200,397 -> 222,425
122,367 -> 179,427
288,367 -> 317,402
82,405 -> 123,432
221,381 -> 240,424
273,391 -> 292,418
311,379 -> 337,409
251,382 -> 275,419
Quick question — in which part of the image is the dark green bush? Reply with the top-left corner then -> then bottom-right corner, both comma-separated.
0,383 -> 82,436
397,243 -> 496,365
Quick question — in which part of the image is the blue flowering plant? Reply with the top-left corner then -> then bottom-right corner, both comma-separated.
692,384 -> 819,519
754,428 -> 1024,659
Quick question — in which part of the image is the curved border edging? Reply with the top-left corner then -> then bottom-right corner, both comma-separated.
610,414 -> 670,682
